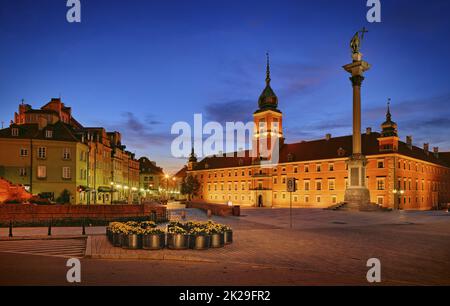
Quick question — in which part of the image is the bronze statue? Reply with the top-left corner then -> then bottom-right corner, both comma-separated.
350,27 -> 368,54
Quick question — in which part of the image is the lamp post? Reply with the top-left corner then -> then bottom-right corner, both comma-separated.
392,189 -> 405,210
110,182 -> 114,205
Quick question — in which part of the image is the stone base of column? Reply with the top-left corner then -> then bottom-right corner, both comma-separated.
344,187 -> 371,210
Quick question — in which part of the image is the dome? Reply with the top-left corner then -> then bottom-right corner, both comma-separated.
256,53 -> 279,112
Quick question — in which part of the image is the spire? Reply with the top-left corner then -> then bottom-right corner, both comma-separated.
265,52 -> 271,85
386,98 -> 392,121
188,142 -> 197,163
381,98 -> 398,137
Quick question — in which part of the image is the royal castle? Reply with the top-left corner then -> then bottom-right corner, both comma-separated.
181,56 -> 450,210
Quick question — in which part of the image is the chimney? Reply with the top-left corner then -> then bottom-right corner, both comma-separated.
423,143 -> 429,154
406,136 -> 412,150
325,133 -> 331,141
433,147 -> 439,158
366,127 -> 372,135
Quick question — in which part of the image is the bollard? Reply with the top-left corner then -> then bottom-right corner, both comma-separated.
9,221 -> 13,238
48,222 -> 52,236
82,221 -> 86,235
207,209 -> 212,219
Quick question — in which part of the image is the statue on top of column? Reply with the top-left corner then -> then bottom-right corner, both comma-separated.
350,27 -> 368,54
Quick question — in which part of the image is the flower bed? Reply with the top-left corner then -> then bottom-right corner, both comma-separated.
107,220 -> 233,251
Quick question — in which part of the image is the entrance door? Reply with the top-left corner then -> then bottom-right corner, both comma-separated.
258,195 -> 264,207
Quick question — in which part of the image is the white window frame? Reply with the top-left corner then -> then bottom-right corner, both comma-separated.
63,148 -> 71,160
37,147 -> 47,159
62,167 -> 71,179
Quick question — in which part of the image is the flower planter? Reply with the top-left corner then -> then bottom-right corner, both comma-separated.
112,233 -> 122,247
210,233 -> 225,248
189,235 -> 211,250
167,233 -> 189,250
142,233 -> 165,250
224,230 -> 233,245
122,234 -> 142,249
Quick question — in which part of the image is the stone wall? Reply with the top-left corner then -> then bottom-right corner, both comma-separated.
186,202 -> 240,217
0,203 -> 166,222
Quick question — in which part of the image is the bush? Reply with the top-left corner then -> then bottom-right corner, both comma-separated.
56,189 -> 71,204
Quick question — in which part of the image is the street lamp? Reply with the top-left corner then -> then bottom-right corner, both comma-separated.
392,189 -> 405,210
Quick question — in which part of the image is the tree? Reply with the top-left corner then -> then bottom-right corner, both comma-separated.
180,175 -> 200,201
56,189 -> 71,204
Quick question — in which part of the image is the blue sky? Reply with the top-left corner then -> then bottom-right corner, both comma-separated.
0,0 -> 449,173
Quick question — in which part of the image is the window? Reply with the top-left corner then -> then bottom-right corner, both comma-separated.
377,160 -> 384,168
37,166 -> 47,178
11,128 -> 19,136
294,167 -> 298,173
305,195 -> 310,203
316,196 -> 321,203
304,165 -> 309,173
63,148 -> 71,160
62,167 -> 71,179
316,180 -> 322,191
45,130 -> 53,138
304,180 -> 310,191
38,147 -> 47,159
328,179 -> 335,191
19,168 -> 27,177
376,178 -> 385,190
331,195 -> 337,204
282,177 -> 286,184
329,164 -> 334,171
316,164 -> 321,172
20,148 -> 28,157
273,178 -> 277,184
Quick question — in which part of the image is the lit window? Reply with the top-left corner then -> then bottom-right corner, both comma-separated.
328,179 -> 335,191
37,166 -> 47,178
11,128 -> 19,137
45,130 -> 53,138
377,178 -> 385,190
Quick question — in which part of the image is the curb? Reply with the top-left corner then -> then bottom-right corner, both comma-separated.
0,235 -> 87,241
89,253 -> 218,263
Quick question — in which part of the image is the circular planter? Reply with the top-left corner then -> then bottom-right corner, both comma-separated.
210,233 -> 225,248
112,233 -> 122,247
189,235 -> 211,250
122,234 -> 142,249
142,233 -> 165,250
167,233 -> 189,250
224,230 -> 233,245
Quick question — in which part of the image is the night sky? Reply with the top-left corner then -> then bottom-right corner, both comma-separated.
0,0 -> 449,173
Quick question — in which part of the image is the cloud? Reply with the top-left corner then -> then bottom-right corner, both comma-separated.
204,99 -> 254,123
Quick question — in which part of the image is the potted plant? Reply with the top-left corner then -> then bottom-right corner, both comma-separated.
122,225 -> 142,250
167,226 -> 189,250
207,221 -> 225,248
142,228 -> 166,250
222,224 -> 233,245
110,222 -> 126,247
188,227 -> 211,250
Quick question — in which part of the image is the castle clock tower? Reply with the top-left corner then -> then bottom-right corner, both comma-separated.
253,53 -> 284,162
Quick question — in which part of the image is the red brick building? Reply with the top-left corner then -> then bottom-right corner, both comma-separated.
183,61 -> 450,210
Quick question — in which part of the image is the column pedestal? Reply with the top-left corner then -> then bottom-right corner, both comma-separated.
344,155 -> 371,210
